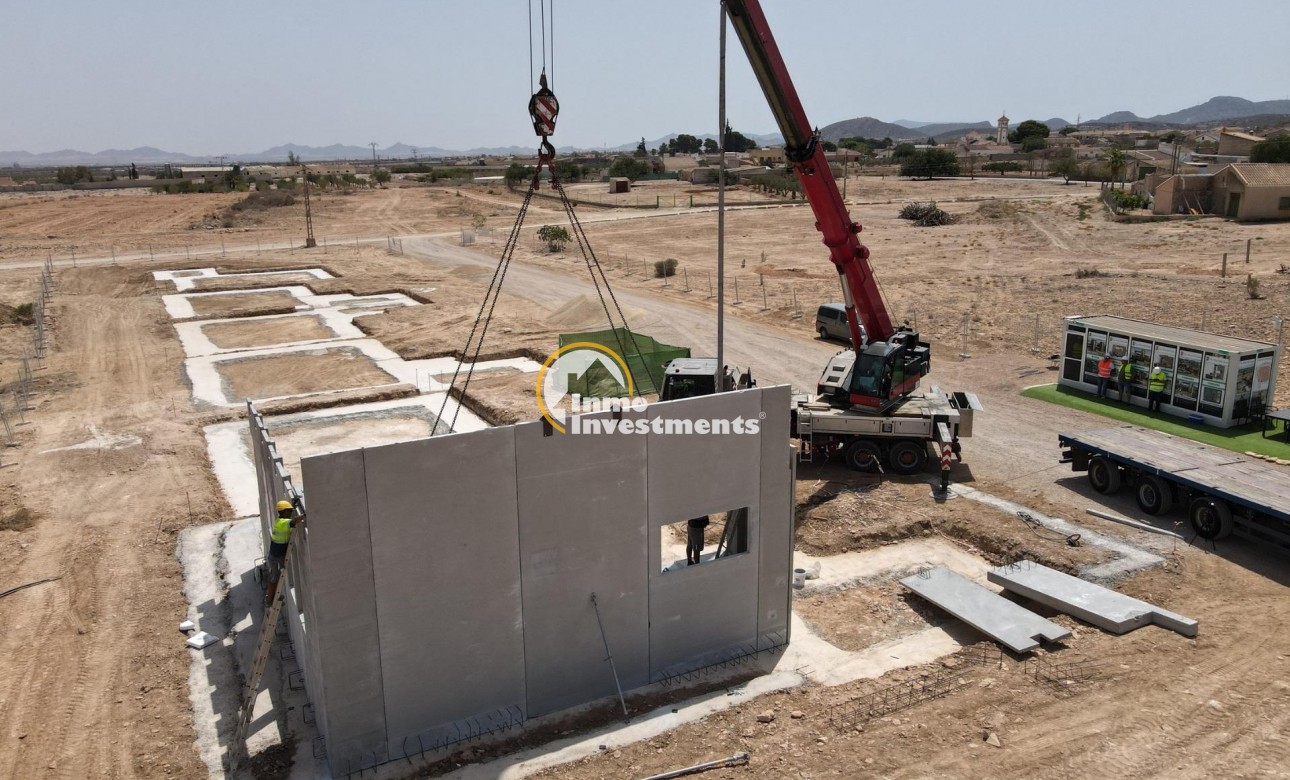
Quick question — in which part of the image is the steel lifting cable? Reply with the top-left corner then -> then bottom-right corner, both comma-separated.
435,170 -> 541,434
550,176 -> 660,391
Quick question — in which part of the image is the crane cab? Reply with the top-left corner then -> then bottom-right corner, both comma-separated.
817,328 -> 930,414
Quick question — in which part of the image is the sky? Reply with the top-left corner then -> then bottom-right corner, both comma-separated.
2,0 -> 1288,155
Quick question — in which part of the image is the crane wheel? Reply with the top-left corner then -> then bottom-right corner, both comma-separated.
1188,496 -> 1233,540
1087,456 -> 1121,494
1135,475 -> 1173,515
886,440 -> 928,475
844,439 -> 882,472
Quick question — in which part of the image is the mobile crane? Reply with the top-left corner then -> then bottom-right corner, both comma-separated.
660,0 -> 980,473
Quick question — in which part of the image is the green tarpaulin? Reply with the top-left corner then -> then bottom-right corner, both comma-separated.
557,328 -> 689,396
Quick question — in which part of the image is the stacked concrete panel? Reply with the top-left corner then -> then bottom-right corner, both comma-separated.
290,386 -> 794,774
900,566 -> 1071,653
988,560 -> 1199,638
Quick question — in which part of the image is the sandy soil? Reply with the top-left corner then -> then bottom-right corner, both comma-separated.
2,176 -> 1290,779
793,476 -> 1109,571
187,290 -> 300,318
187,271 -> 326,291
200,314 -> 334,349
267,413 -> 437,484
216,349 -> 398,400
0,264 -> 227,779
794,581 -> 948,652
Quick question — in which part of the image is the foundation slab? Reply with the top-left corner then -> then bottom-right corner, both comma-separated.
900,566 -> 1071,653
987,559 -> 1198,638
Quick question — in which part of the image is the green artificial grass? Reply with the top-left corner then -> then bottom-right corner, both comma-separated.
1021,383 -> 1290,459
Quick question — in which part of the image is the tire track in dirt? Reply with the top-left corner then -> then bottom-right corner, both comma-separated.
0,266 -> 213,779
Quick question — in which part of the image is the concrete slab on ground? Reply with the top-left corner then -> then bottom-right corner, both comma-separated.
900,566 -> 1071,653
988,559 -> 1198,637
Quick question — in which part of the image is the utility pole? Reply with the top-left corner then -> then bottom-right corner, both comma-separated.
715,2 -> 727,392
369,142 -> 379,170
301,165 -> 316,248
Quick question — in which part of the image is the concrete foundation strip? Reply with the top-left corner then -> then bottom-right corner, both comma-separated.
899,566 -> 1071,653
987,559 -> 1199,638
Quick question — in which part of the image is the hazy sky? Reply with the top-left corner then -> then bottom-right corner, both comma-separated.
3,1 -> 1287,154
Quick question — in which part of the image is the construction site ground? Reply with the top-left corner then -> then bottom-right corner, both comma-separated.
1,176 -> 1289,779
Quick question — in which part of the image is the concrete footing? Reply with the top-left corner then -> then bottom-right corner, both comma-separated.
900,566 -> 1071,653
988,559 -> 1198,638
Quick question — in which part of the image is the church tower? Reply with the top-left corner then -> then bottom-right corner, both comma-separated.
996,112 -> 1010,145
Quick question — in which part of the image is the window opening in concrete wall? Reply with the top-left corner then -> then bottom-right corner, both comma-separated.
660,507 -> 750,572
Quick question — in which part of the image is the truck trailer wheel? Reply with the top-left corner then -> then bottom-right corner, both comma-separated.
1135,475 -> 1173,516
887,440 -> 928,475
1189,497 -> 1233,540
1087,456 -> 1121,494
844,439 -> 882,472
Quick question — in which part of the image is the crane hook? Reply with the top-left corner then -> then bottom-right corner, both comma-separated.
529,72 -> 559,140
528,72 -> 559,187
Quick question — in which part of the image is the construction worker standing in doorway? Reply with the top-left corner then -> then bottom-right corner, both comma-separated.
1119,358 -> 1134,404
1148,365 -> 1168,412
265,499 -> 303,605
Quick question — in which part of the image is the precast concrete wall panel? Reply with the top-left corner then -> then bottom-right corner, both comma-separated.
646,390 -> 763,679
298,448 -> 389,768
513,411 -> 651,716
361,426 -> 526,753
756,386 -> 793,649
289,387 -> 795,775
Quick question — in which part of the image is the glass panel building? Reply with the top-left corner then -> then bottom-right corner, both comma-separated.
1059,315 -> 1278,428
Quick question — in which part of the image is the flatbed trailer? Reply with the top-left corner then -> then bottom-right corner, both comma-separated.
1058,425 -> 1290,547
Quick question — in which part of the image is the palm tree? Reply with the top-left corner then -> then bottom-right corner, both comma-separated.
1107,148 -> 1126,190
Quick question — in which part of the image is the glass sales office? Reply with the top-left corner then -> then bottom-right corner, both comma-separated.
1060,315 -> 1279,428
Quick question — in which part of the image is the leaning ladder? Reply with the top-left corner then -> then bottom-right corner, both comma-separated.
227,538 -> 294,775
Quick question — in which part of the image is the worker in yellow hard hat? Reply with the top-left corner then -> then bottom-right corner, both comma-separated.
265,498 -> 303,605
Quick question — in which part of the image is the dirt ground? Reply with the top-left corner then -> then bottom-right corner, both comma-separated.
216,349 -> 399,400
187,290 -> 300,318
200,315 -> 335,349
2,177 -> 1290,779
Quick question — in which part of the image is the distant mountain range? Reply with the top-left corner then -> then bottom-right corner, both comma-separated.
3,96 -> 1285,168
1093,96 -> 1290,125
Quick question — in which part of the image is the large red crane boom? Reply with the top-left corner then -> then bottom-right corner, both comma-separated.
725,0 -> 889,347
725,0 -> 929,412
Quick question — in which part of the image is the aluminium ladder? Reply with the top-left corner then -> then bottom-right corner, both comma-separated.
227,537 -> 294,775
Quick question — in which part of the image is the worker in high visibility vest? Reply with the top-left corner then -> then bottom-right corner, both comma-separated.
1096,354 -> 1113,398
265,499 -> 303,605
1148,365 -> 1168,412
1118,358 -> 1134,403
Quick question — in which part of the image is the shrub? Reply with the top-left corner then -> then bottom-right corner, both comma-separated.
231,190 -> 297,212
654,258 -> 678,278
1075,268 -> 1106,279
898,201 -> 956,226
1248,274 -> 1262,300
537,224 -> 570,252
1110,190 -> 1148,210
